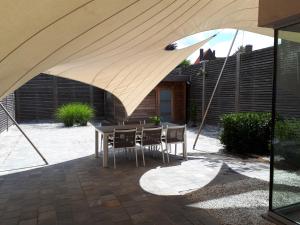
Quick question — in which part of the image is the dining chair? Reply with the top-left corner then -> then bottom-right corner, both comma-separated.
112,128 -> 139,168
123,120 -> 143,125
99,123 -> 115,154
162,125 -> 186,163
139,127 -> 163,166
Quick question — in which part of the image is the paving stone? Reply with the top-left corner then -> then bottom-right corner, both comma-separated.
3,209 -> 20,219
111,212 -> 130,222
125,206 -> 143,215
101,199 -> 121,208
38,211 -> 56,221
38,206 -> 55,213
73,212 -> 91,223
20,210 -> 38,220
130,213 -> 150,224
114,220 -> 133,225
0,217 -> 18,225
0,123 -> 274,225
19,218 -> 37,225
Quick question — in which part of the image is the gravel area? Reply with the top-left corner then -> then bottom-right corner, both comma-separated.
185,175 -> 274,225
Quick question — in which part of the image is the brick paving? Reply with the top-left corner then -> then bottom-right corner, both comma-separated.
0,123 -> 272,225
0,156 -> 223,225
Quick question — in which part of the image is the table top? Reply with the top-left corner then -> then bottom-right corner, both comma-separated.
94,122 -> 176,134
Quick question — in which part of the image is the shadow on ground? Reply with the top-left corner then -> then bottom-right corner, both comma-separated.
0,153 -> 277,225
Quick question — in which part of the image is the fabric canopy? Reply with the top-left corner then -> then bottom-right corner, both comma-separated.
0,0 -> 272,115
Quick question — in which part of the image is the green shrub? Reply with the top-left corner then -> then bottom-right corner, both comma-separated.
220,112 -> 272,155
275,119 -> 300,141
149,116 -> 161,125
55,103 -> 94,127
274,119 -> 300,169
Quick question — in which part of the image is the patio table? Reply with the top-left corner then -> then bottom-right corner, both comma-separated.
94,123 -> 187,167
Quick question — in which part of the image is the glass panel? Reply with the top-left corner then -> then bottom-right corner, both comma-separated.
160,90 -> 172,122
160,90 -> 171,100
272,22 -> 300,224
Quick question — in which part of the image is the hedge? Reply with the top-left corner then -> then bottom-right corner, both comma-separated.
220,112 -> 272,155
274,119 -> 300,169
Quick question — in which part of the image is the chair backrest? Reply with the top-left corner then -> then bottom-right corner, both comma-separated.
123,120 -> 142,125
118,121 -> 125,126
141,127 -> 162,146
165,125 -> 186,144
113,128 -> 137,148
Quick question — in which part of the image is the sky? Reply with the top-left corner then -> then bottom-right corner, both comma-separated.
176,29 -> 274,63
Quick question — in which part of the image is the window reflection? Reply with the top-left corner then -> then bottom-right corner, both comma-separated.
272,22 -> 300,224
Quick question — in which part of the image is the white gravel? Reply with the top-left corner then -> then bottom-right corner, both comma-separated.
186,178 -> 274,225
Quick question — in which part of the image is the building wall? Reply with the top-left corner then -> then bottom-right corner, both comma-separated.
15,74 -> 105,122
156,82 -> 186,123
0,93 -> 15,133
105,81 -> 187,124
259,0 -> 300,28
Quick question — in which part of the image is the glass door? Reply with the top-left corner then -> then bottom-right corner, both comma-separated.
271,22 -> 300,224
160,89 -> 172,122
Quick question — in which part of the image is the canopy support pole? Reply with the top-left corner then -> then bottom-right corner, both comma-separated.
193,30 -> 239,149
0,103 -> 48,165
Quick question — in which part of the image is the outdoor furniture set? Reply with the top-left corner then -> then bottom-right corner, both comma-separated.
94,123 -> 187,168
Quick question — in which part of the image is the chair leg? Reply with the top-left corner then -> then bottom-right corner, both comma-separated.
113,149 -> 116,169
166,144 -> 170,164
135,148 -> 138,168
100,134 -> 103,153
141,146 -> 145,167
161,144 -> 165,164
182,142 -> 187,160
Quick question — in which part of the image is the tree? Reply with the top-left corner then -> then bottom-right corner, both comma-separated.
178,59 -> 191,67
234,45 -> 246,54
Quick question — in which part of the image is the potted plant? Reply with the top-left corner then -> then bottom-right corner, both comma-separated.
149,116 -> 161,125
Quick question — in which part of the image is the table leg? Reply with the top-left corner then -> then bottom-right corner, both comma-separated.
103,134 -> 109,168
95,130 -> 99,158
183,133 -> 187,160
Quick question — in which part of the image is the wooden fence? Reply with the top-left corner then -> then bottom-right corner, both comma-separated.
0,93 -> 15,133
15,74 -> 105,122
187,47 -> 274,124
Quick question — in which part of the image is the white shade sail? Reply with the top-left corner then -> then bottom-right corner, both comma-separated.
0,0 -> 272,115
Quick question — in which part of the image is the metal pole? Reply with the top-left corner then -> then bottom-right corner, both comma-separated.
193,30 -> 239,149
235,52 -> 241,112
5,97 -> 8,131
0,102 -> 48,165
202,61 -> 206,119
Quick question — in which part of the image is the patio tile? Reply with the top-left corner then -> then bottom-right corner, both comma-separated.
0,123 -> 274,225
0,218 -> 18,225
19,218 -> 37,225
20,211 -> 38,220
38,206 -> 55,213
38,211 -> 56,221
